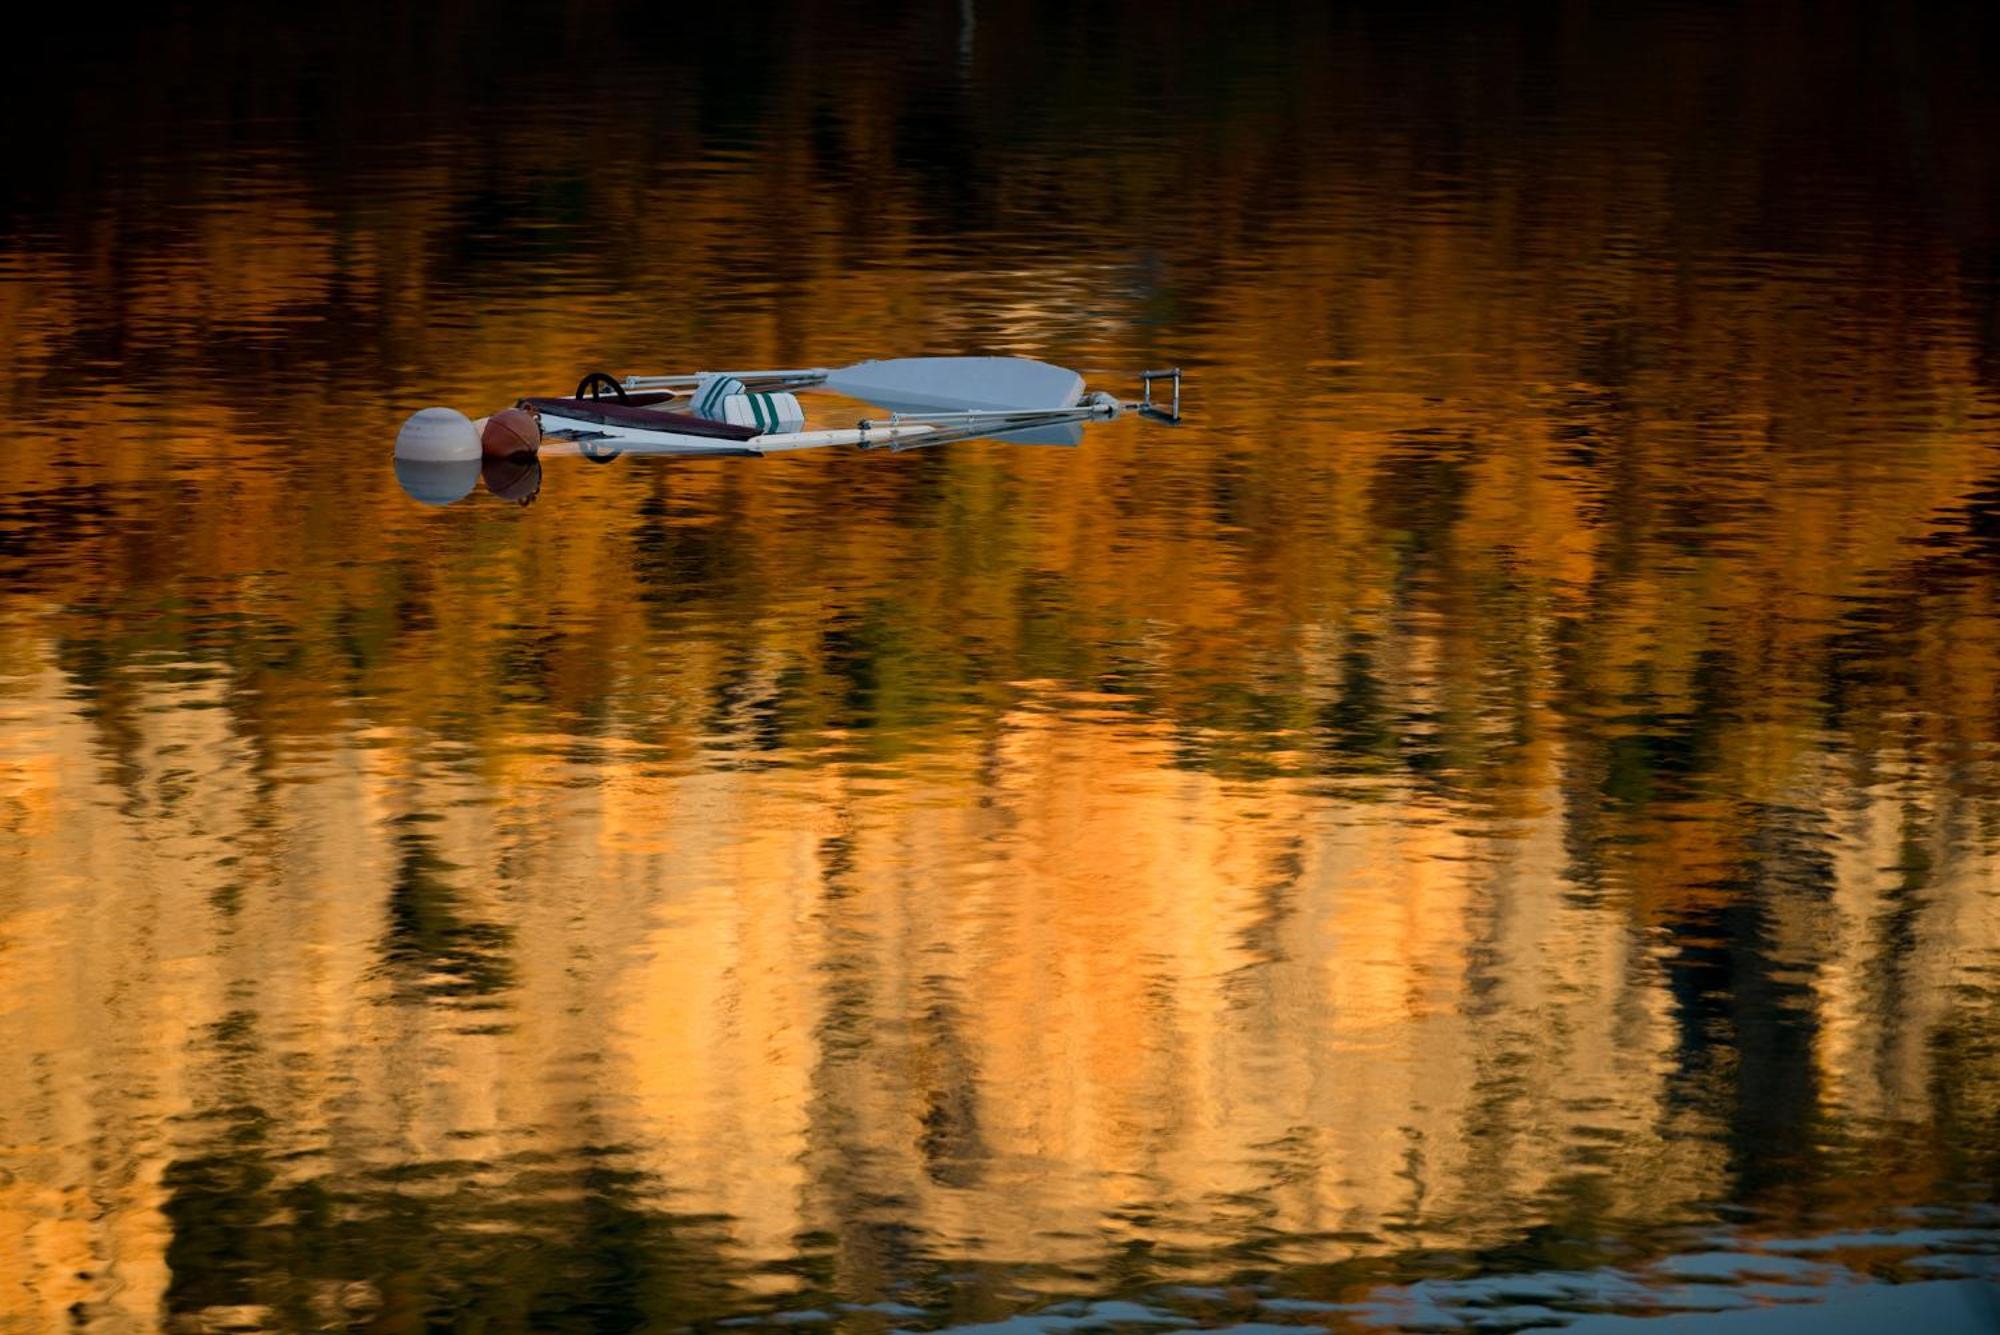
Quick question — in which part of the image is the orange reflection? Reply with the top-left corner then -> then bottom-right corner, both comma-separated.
2,18 -> 2000,1325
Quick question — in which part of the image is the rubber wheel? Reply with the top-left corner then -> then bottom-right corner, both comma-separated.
575,371 -> 629,402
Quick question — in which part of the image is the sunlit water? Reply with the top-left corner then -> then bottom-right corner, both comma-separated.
3,4 -> 1999,1331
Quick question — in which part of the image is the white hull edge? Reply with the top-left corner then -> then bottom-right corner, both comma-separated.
537,421 -> 937,457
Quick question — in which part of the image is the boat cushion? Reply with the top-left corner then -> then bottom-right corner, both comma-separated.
719,391 -> 805,434
691,374 -> 747,420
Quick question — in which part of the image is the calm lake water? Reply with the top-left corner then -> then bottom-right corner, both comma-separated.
4,3 -> 1999,1331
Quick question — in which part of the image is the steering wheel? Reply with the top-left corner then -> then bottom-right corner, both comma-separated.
575,371 -> 629,402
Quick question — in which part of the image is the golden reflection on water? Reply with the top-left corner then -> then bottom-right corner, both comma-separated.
4,4 -> 2000,1329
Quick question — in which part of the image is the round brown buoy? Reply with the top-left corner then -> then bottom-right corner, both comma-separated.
480,406 -> 542,458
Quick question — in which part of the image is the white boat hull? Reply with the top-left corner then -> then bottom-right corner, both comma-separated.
538,417 -> 935,457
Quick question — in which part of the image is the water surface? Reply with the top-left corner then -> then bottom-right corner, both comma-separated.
3,3 -> 1999,1330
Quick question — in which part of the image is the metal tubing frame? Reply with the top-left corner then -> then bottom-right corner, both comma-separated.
1139,368 -> 1182,422
862,404 -> 1117,428
622,369 -> 833,391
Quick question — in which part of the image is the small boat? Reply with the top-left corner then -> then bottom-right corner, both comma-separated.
393,357 -> 1180,499
526,359 -> 1181,458
524,374 -> 939,458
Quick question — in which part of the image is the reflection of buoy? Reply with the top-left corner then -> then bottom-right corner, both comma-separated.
481,454 -> 542,506
394,456 -> 480,505
395,407 -> 480,462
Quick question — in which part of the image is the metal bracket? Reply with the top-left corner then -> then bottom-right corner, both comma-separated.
1139,368 -> 1182,423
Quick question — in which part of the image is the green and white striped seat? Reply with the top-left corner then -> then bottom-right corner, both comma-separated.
719,391 -> 805,434
691,374 -> 747,420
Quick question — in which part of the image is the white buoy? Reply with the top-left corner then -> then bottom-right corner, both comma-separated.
394,457 -> 480,505
394,407 -> 480,462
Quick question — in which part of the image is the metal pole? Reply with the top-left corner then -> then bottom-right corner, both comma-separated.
622,368 -> 833,391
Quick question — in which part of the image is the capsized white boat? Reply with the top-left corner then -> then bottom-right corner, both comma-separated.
394,358 -> 1181,472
